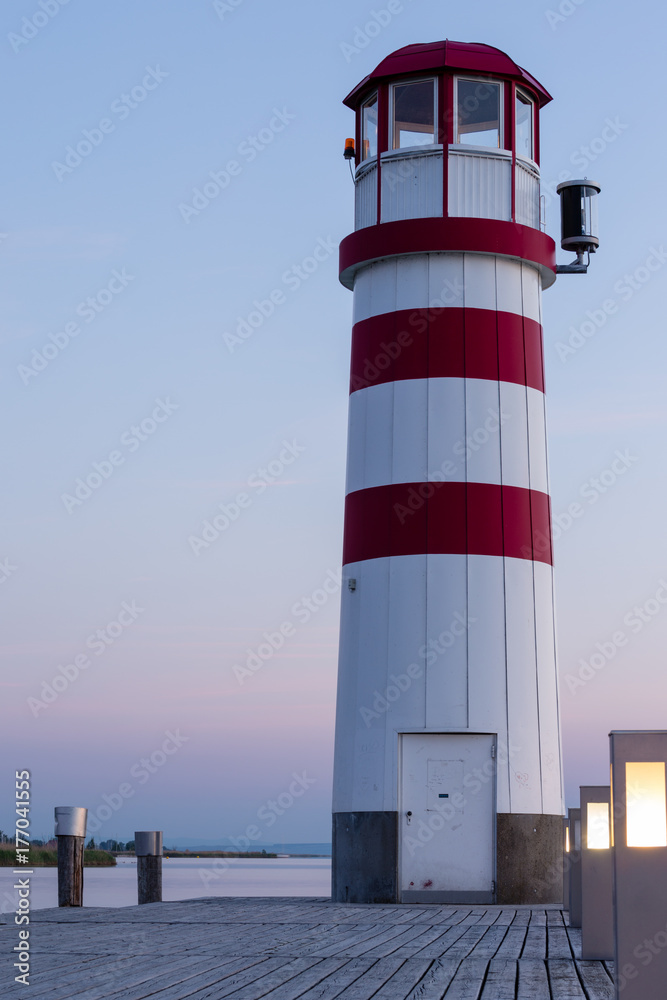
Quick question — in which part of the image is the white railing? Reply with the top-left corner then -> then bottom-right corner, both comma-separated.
354,160 -> 378,230
515,158 -> 541,229
448,147 -> 512,221
355,147 -> 541,230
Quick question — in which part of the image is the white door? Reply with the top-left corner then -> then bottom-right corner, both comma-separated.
400,733 -> 496,903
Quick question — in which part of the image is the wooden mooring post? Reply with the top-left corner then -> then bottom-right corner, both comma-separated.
55,806 -> 87,907
135,830 -> 162,904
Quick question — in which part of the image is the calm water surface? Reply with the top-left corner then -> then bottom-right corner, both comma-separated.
0,857 -> 331,913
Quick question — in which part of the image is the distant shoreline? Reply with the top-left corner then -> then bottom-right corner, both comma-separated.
0,848 -> 115,868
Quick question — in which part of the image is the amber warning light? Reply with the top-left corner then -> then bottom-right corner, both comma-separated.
343,138 -> 355,160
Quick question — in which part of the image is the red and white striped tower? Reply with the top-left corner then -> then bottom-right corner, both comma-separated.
333,41 -> 564,904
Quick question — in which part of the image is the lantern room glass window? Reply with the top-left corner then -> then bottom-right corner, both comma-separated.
516,90 -> 534,159
626,761 -> 667,847
361,93 -> 378,162
391,79 -> 437,149
455,78 -> 502,148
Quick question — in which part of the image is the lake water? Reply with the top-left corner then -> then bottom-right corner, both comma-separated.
0,857 -> 332,914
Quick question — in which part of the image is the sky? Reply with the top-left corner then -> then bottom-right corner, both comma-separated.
2,0 -> 667,846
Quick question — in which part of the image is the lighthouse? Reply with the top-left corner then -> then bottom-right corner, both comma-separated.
333,41 -> 581,905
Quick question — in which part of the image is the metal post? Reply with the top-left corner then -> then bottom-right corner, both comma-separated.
562,816 -> 570,908
610,730 -> 667,1000
580,785 -> 613,960
567,807 -> 582,928
135,831 -> 162,904
55,807 -> 87,907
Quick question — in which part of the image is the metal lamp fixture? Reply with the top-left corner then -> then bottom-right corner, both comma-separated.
580,785 -> 613,960
610,731 -> 667,999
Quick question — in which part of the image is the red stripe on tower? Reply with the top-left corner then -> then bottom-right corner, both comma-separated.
342,482 -> 552,565
350,309 -> 545,394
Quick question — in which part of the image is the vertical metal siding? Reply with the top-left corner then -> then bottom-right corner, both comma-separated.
380,151 -> 444,222
448,151 -> 512,221
354,161 -> 378,230
515,160 -> 540,229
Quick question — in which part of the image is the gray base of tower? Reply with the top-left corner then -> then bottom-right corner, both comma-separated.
495,813 -> 564,904
332,812 -> 398,903
332,812 -> 564,904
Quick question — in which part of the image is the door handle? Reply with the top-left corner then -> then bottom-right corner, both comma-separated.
406,811 -> 412,825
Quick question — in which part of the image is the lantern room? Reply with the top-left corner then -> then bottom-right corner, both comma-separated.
343,41 -> 551,245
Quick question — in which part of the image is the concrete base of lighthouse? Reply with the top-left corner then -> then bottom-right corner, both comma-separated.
332,812 -> 398,904
332,812 -> 564,904
496,813 -> 564,904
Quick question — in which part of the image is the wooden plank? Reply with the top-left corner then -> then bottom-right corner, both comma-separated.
437,958 -> 488,999
548,925 -> 573,960
441,927 -> 490,961
403,958 -> 460,1000
391,925 -> 464,958
339,924 -> 421,959
192,957 -> 325,1000
7,899 -> 617,1000
237,958 -> 349,1000
478,959 -> 517,999
371,958 -> 433,999
466,926 -> 509,959
516,959 -> 550,1000
409,924 -> 472,959
493,926 -> 528,960
297,959 -> 378,1000
521,923 -> 546,960
566,926 -> 582,961
100,956 -> 270,1000
151,957 -> 294,1000
26,955 -> 206,1000
575,961 -> 614,1000
547,958 -> 586,999
311,924 -> 388,958
334,957 -> 406,1000
364,924 -> 437,958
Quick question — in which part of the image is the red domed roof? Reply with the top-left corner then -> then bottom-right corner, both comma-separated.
344,40 -> 552,109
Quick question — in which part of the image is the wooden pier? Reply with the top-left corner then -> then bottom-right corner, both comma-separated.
3,897 -> 614,999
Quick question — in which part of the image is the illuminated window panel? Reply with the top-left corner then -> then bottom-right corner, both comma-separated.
626,762 -> 667,847
587,802 -> 610,850
565,826 -> 570,853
